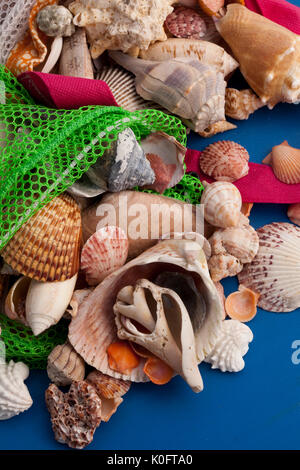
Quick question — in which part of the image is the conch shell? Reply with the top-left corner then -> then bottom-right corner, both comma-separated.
0,359 -> 33,420
69,239 -> 223,384
262,141 -> 300,185
225,88 -> 265,120
201,181 -> 242,228
110,51 -> 226,133
216,4 -> 300,108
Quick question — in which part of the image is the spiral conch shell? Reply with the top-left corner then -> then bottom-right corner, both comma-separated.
238,223 -> 300,312
201,181 -> 242,228
110,51 -> 226,133
216,4 -> 300,108
225,88 -> 265,120
0,359 -> 33,420
262,141 -> 300,185
204,320 -> 253,373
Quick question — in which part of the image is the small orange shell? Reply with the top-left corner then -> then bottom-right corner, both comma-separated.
107,341 -> 140,375
143,356 -> 174,385
287,203 -> 300,226
200,140 -> 249,182
198,0 -> 224,16
80,226 -> 129,286
262,141 -> 300,185
225,285 -> 260,322
241,203 -> 253,218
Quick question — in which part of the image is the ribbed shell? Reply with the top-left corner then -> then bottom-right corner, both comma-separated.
264,141 -> 300,185
47,342 -> 86,387
201,181 -> 242,228
0,360 -> 33,420
86,370 -> 130,399
200,140 -> 249,182
204,319 -> 253,372
238,223 -> 300,312
225,88 -> 265,120
1,194 -> 81,282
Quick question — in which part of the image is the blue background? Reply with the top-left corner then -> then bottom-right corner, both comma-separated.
1,1 -> 300,450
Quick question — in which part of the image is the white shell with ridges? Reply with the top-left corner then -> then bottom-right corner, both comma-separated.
0,360 -> 33,420
201,181 -> 242,228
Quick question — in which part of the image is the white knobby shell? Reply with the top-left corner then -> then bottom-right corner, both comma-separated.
201,181 -> 242,228
205,319 -> 253,372
0,360 -> 33,420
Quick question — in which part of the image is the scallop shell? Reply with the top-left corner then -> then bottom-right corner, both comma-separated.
225,88 -> 265,120
59,27 -> 94,79
201,181 -> 242,228
204,319 -> 253,372
69,239 -> 223,383
0,360 -> 33,420
81,226 -> 129,286
287,204 -> 300,226
47,342 -> 85,387
225,285 -> 259,323
216,4 -> 300,108
1,194 -> 82,283
238,223 -> 300,312
200,140 -> 249,182
165,6 -> 220,42
262,141 -> 300,185
138,38 -> 238,77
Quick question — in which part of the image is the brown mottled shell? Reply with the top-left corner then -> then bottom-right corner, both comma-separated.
165,7 -> 208,40
1,194 -> 81,282
225,88 -> 265,120
200,140 -> 249,182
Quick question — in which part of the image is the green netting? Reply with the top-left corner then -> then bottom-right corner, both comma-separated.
0,313 -> 68,369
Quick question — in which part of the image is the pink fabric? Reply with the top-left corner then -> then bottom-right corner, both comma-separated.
18,71 -> 118,109
186,149 -> 300,203
245,0 -> 300,34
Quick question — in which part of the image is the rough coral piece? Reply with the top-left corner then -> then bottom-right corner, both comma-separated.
45,381 -> 102,449
47,342 -> 85,386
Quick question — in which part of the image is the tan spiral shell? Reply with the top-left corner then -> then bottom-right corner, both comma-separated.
201,181 -> 242,228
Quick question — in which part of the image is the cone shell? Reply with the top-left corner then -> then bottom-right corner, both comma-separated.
238,223 -> 300,312
216,4 -> 300,108
1,194 -> 82,282
200,140 -> 249,182
288,203 -> 300,226
201,181 -> 242,228
263,141 -> 300,185
0,360 -> 33,420
225,88 -> 265,120
81,226 -> 129,286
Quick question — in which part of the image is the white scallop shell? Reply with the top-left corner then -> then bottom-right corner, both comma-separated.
0,360 -> 33,420
204,320 -> 253,372
201,181 -> 242,228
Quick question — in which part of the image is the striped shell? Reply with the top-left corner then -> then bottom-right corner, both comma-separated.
263,141 -> 300,185
47,342 -> 86,387
0,360 -> 33,420
86,370 -> 130,399
225,88 -> 265,120
201,181 -> 242,228
238,223 -> 300,312
1,194 -> 81,282
81,226 -> 129,286
199,140 -> 249,182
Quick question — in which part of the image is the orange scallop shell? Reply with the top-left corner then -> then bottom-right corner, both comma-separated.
263,141 -> 300,185
225,285 -> 260,322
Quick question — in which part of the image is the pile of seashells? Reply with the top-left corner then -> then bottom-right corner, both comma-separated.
0,0 -> 300,449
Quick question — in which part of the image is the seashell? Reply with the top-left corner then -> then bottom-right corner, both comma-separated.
69,0 -> 175,58
0,274 -> 10,314
37,5 -> 75,37
143,357 -> 174,385
180,0 -> 199,6
139,38 -> 238,77
41,36 -> 63,74
114,279 -> 203,392
110,52 -> 226,133
67,173 -> 107,199
199,140 -> 249,182
201,181 -> 242,228
59,27 -> 94,79
45,381 -> 102,449
4,276 -> 30,326
198,0 -> 224,17
160,231 -> 211,260
69,238 -> 223,384
197,120 -> 237,138
26,274 -> 77,336
216,4 -> 300,108
225,285 -> 260,323
65,288 -> 93,319
287,204 -> 300,226
1,194 -> 82,283
225,88 -> 265,120
204,319 -> 253,372
0,359 -> 33,420
81,226 -> 129,286
47,341 -> 85,387
208,222 -> 259,281
140,131 -> 186,192
238,223 -> 300,312
81,190 -> 203,260
241,202 -> 253,218
214,281 -> 226,319
262,141 -> 300,185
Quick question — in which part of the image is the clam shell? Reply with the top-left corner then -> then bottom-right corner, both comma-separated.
81,226 -> 129,286
262,141 -> 300,185
238,223 -> 300,312
1,194 -> 82,282
201,181 -> 242,228
225,88 -> 265,120
0,360 -> 33,420
200,140 -> 249,182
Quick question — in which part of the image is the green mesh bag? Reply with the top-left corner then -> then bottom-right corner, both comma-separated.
0,314 -> 68,369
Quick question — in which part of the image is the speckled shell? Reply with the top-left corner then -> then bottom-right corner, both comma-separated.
0,360 -> 33,420
288,203 -> 300,226
204,319 -> 253,372
216,4 -> 300,108
238,223 -> 300,312
138,38 -> 238,77
201,181 -> 242,228
47,342 -> 85,387
1,194 -> 81,282
81,226 -> 129,286
225,88 -> 265,120
200,140 -> 249,182
110,52 -> 226,133
37,5 -> 75,37
165,6 -> 220,43
263,141 -> 300,185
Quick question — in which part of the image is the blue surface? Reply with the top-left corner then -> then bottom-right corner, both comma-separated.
1,4 -> 300,450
